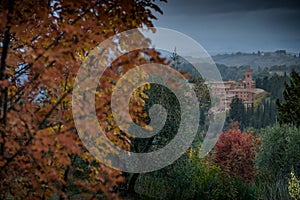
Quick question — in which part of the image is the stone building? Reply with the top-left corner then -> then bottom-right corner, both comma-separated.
206,67 -> 264,111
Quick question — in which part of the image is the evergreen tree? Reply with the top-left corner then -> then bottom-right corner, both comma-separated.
229,97 -> 246,130
245,106 -> 251,127
257,103 -> 264,128
170,47 -> 182,71
256,102 -> 264,129
276,70 -> 300,127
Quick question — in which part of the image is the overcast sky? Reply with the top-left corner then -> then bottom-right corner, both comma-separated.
154,0 -> 300,56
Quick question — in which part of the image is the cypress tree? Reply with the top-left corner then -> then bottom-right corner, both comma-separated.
276,70 -> 300,127
230,97 -> 246,130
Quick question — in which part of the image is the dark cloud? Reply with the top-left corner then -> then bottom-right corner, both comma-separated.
154,0 -> 300,54
159,0 -> 300,15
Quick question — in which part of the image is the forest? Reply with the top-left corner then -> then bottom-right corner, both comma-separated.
1,0 -> 300,199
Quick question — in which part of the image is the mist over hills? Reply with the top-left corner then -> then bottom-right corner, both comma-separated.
211,51 -> 300,69
162,49 -> 300,81
177,50 -> 300,70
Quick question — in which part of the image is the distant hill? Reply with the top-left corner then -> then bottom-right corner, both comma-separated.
163,50 -> 300,81
211,51 -> 300,69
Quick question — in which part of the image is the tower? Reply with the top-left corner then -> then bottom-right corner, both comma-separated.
245,67 -> 253,89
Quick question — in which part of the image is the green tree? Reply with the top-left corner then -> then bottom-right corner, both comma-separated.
256,125 -> 300,179
126,49 -> 211,197
229,97 -> 246,130
276,70 -> 300,127
170,47 -> 182,71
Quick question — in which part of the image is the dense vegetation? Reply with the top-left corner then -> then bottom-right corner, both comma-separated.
130,70 -> 300,200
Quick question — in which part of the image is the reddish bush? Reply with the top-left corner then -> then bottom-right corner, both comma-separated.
212,123 -> 260,180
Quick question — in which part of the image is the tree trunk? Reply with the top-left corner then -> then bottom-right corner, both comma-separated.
0,0 -> 15,156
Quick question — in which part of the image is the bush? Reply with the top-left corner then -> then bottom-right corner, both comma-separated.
192,150 -> 258,200
133,148 -> 259,199
134,153 -> 197,199
254,173 -> 291,200
288,168 -> 300,200
212,123 -> 260,180
193,162 -> 238,200
255,125 -> 300,179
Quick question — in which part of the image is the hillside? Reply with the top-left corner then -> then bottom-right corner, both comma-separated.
211,51 -> 300,69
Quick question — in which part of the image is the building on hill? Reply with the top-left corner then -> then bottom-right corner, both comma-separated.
205,67 -> 264,111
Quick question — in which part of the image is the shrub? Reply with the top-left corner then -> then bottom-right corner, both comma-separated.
255,125 -> 300,179
134,147 -> 259,199
288,168 -> 300,200
134,153 -> 197,199
193,161 -> 238,200
254,173 -> 290,200
212,123 -> 260,180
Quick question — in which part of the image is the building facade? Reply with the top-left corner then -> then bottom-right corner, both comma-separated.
206,67 -> 264,111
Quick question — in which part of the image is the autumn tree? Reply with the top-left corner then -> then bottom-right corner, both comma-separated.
212,123 -> 260,180
0,0 -> 167,199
